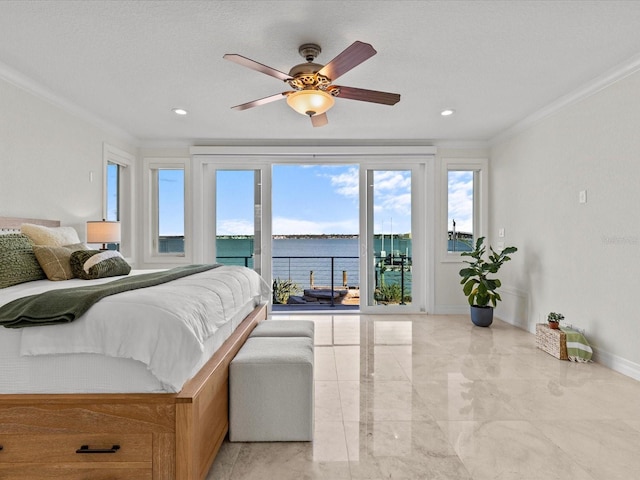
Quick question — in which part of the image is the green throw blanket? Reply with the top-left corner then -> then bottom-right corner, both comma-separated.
560,326 -> 593,362
0,264 -> 219,328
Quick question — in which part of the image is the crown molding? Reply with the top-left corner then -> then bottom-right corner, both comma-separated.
490,52 -> 640,146
0,60 -> 138,145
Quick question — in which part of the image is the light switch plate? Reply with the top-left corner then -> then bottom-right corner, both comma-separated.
579,190 -> 587,203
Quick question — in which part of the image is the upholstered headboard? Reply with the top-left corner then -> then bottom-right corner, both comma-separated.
0,216 -> 60,232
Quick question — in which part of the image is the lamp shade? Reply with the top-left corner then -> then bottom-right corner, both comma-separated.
86,220 -> 121,244
286,89 -> 335,116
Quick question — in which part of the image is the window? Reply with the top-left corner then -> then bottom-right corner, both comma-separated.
443,158 -> 487,258
103,144 -> 134,257
106,161 -> 120,222
447,170 -> 474,252
157,168 -> 185,254
143,157 -> 190,264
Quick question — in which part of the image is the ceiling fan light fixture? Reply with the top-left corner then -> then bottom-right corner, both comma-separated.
286,89 -> 335,116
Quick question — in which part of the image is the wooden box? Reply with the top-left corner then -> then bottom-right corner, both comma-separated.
535,323 -> 568,360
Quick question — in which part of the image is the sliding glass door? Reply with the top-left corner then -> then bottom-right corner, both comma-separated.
202,163 -> 270,279
215,170 -> 262,271
197,152 -> 429,313
360,163 -> 426,313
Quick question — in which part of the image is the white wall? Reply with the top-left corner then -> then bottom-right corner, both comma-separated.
490,70 -> 640,378
0,77 -> 136,240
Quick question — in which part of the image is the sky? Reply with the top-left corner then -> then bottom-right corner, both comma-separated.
217,165 -> 416,236
109,164 -> 473,237
448,170 -> 474,234
106,163 -> 119,222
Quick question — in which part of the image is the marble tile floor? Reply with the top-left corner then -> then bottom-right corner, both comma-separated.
207,313 -> 640,479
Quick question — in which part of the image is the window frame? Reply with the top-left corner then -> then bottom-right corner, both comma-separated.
103,143 -> 134,260
441,157 -> 488,262
143,157 -> 192,265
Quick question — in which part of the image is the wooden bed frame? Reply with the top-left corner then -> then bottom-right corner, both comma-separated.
0,217 -> 267,479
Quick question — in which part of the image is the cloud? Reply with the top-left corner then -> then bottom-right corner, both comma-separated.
218,216 -> 362,236
448,171 -> 473,233
273,216 -> 359,235
217,219 -> 255,235
325,166 -> 359,198
374,170 -> 411,192
373,172 -> 412,229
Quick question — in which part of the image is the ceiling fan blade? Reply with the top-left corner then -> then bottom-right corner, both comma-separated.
317,41 -> 377,81
223,54 -> 292,81
310,112 -> 328,127
334,86 -> 401,105
231,93 -> 287,111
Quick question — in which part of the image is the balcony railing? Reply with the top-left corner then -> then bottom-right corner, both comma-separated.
217,254 -> 411,307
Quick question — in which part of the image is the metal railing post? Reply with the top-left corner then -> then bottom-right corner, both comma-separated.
330,257 -> 335,307
400,256 -> 406,305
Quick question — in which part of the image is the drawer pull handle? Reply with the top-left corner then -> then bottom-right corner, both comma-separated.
76,444 -> 120,454
0,445 -> 3,451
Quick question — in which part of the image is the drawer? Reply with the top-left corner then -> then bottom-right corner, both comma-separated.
0,433 -> 152,464
0,464 -> 152,480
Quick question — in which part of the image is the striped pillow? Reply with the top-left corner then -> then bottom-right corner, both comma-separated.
33,243 -> 89,281
70,250 -> 131,280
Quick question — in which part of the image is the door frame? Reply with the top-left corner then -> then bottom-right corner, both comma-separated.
359,159 -> 431,314
190,146 -> 436,314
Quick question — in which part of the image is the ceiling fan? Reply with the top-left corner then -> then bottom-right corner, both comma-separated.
223,41 -> 401,127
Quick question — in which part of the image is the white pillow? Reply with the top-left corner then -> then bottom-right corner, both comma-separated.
21,223 -> 81,246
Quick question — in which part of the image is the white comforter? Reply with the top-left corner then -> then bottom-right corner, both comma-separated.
0,265 -> 270,391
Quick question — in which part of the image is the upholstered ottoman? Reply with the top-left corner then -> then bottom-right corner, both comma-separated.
249,319 -> 315,339
229,336 -> 314,442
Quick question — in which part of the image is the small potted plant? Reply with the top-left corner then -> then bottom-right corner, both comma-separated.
547,312 -> 564,329
459,237 -> 517,327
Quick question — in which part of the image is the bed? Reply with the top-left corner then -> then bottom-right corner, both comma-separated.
0,217 -> 269,480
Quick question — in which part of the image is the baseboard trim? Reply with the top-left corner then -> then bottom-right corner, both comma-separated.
592,347 -> 640,382
432,305 -> 469,315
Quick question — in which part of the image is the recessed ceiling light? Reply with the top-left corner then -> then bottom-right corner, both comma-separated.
172,108 -> 188,115
440,109 -> 455,116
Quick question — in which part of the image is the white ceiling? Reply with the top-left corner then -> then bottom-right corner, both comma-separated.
2,0 -> 640,146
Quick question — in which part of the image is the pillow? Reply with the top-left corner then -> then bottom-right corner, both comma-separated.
21,223 -> 81,246
70,250 -> 131,280
0,234 -> 47,288
32,243 -> 89,281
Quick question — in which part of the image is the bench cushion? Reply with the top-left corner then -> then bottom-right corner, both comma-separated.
249,319 -> 315,339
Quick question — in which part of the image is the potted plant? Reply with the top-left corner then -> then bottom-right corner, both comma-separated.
459,237 -> 517,327
547,312 -> 564,329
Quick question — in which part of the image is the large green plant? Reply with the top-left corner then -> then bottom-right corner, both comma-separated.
459,237 -> 517,307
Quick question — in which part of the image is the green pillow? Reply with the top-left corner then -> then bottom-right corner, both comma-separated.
70,250 -> 131,280
0,234 -> 47,288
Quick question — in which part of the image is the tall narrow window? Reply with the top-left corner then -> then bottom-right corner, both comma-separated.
103,144 -> 134,257
157,168 -> 185,255
106,161 -> 120,222
447,170 -> 474,253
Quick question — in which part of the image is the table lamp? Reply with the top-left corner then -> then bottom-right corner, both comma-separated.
86,219 -> 121,250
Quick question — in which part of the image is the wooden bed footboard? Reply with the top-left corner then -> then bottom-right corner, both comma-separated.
176,302 -> 267,480
0,303 -> 267,480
